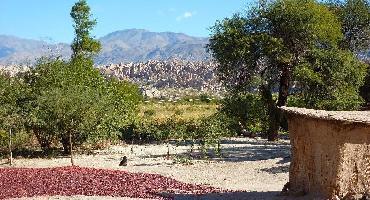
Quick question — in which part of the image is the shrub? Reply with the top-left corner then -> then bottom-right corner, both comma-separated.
220,93 -> 268,135
143,109 -> 156,117
22,58 -> 142,153
199,94 -> 212,103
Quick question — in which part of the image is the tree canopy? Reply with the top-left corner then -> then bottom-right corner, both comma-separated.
70,0 -> 101,60
208,0 -> 368,140
0,0 -> 143,154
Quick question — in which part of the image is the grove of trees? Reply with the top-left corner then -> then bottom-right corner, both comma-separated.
0,0 -> 142,159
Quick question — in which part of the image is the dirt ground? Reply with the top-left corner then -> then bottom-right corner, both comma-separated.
1,137 -> 297,200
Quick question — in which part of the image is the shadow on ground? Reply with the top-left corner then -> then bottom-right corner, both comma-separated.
167,191 -> 292,200
0,148 -> 70,159
261,165 -> 290,174
154,138 -> 292,164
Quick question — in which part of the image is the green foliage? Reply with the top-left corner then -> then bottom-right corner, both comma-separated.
22,57 -> 142,153
70,0 -> 101,60
220,93 -> 268,134
328,0 -> 370,51
293,49 -> 368,110
120,110 -> 231,156
173,154 -> 193,165
174,109 -> 184,116
195,113 -> 230,149
0,74 -> 25,130
208,0 -> 367,140
199,94 -> 212,103
143,109 -> 156,117
0,73 -> 27,155
361,65 -> 370,104
208,0 -> 342,93
326,0 -> 370,104
0,130 -> 31,155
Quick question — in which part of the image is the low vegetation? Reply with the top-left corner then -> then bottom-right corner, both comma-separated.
0,0 -> 369,164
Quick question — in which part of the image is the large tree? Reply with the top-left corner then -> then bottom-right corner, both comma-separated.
328,0 -> 370,104
208,0 -> 367,140
328,0 -> 370,52
328,0 -> 370,105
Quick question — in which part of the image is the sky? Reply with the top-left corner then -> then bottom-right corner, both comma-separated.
0,0 -> 255,43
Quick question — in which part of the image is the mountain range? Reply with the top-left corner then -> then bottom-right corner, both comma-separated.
0,29 -> 210,65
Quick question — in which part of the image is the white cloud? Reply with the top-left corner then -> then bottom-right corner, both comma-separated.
176,11 -> 196,21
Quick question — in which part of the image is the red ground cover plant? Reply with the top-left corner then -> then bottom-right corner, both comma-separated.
0,166 -> 224,199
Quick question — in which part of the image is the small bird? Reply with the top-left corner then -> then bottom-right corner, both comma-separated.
119,156 -> 127,166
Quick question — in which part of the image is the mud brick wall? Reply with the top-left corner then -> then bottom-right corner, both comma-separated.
281,107 -> 370,199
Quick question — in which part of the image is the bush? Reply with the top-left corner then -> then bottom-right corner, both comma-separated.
143,109 -> 156,117
199,94 -> 212,103
220,93 -> 268,135
22,58 -> 142,153
0,130 -> 32,156
120,111 -> 232,151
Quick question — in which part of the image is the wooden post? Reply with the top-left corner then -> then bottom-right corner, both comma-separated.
70,118 -> 75,166
166,144 -> 170,160
69,131 -> 74,166
8,128 -> 12,166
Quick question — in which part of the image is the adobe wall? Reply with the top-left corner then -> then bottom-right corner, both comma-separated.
281,107 -> 370,199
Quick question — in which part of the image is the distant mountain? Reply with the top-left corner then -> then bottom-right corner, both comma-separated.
97,29 -> 210,64
0,29 -> 210,65
0,35 -> 70,65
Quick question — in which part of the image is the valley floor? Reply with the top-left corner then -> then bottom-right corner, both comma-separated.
1,138 -> 299,200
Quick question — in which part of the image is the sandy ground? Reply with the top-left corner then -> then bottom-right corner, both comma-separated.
1,137 -> 299,200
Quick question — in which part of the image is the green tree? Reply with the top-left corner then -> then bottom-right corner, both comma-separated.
292,49 -> 367,110
328,0 -> 370,104
361,61 -> 370,105
70,0 -> 101,60
22,0 -> 142,156
0,73 -> 25,164
220,93 -> 267,134
208,0 -> 367,140
328,0 -> 370,51
25,58 -> 141,155
0,74 -> 23,131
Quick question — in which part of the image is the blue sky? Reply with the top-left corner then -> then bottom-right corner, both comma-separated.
0,0 -> 255,43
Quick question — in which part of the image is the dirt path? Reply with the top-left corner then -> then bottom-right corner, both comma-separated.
1,138 -> 294,200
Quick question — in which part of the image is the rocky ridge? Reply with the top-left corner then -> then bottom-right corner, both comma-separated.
98,59 -> 223,98
0,59 -> 223,99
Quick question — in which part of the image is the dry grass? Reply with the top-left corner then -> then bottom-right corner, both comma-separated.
139,101 -> 218,122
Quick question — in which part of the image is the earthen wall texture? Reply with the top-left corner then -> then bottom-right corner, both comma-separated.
285,108 -> 370,199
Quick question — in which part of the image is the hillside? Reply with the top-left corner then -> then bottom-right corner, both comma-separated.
98,59 -> 222,98
0,29 -> 210,65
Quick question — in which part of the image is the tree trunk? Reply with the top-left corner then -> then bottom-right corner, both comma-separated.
277,66 -> 290,107
269,66 -> 291,141
61,135 -> 71,155
261,65 -> 291,141
8,128 -> 12,166
267,107 -> 280,141
33,128 -> 52,152
260,84 -> 279,141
